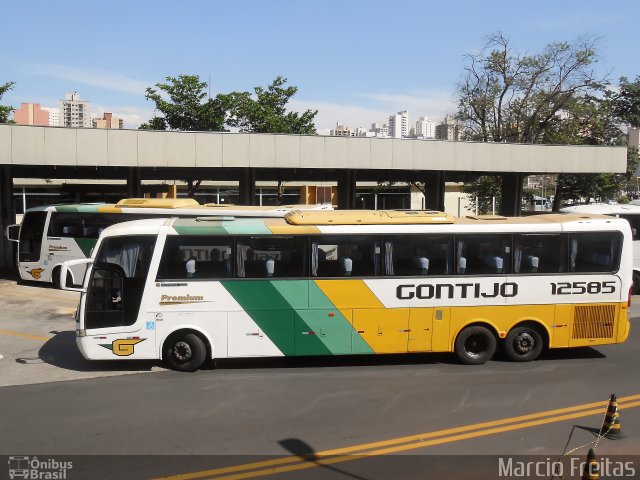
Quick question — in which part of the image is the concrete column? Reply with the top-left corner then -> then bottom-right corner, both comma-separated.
239,168 -> 257,205
337,169 -> 356,210
0,165 -> 15,271
127,167 -> 142,198
500,172 -> 523,216
424,171 -> 445,211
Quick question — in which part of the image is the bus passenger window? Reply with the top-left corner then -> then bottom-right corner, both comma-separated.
236,236 -> 307,278
569,232 -> 621,273
156,236 -> 233,280
382,235 -> 452,276
456,235 -> 511,275
312,236 -> 380,278
513,234 -> 565,274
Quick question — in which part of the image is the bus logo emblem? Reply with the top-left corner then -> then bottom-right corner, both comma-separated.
28,268 -> 45,279
100,338 -> 145,356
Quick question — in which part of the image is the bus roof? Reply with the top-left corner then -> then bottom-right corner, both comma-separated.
25,198 -> 333,216
97,210 -> 624,237
560,203 -> 640,215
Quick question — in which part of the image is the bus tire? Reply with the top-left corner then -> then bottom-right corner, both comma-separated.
504,325 -> 544,362
163,332 -> 207,372
633,271 -> 640,295
454,325 -> 496,365
52,267 -> 73,289
52,267 -> 62,289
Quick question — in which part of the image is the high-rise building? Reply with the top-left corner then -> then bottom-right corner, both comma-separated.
59,92 -> 90,128
370,123 -> 389,137
388,111 -> 409,138
93,112 -> 124,129
42,107 -> 60,127
435,115 -> 461,141
330,122 -> 352,137
13,103 -> 50,126
415,116 -> 435,139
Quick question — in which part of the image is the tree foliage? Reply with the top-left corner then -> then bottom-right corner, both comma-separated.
227,76 -> 317,134
456,33 -> 640,212
461,176 -> 502,214
457,33 -> 606,143
140,75 -> 229,131
610,76 -> 640,127
140,75 -> 317,134
0,81 -> 15,123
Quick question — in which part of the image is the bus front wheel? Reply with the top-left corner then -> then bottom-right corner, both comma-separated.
52,267 -> 72,289
454,326 -> 496,365
163,332 -> 207,372
504,326 -> 544,362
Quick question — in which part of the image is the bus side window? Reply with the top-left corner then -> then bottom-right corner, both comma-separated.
383,235 -> 452,276
312,236 -> 379,278
237,236 -> 307,279
156,236 -> 233,280
569,232 -> 621,273
456,234 -> 511,275
513,234 -> 565,274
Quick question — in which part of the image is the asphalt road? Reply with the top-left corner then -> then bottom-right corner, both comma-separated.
0,281 -> 639,479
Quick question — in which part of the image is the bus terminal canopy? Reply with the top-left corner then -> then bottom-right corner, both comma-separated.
0,124 -> 626,174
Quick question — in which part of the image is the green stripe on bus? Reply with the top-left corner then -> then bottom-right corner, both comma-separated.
55,205 -> 100,213
222,220 -> 272,235
74,238 -> 97,258
222,281 -> 296,355
173,225 -> 228,235
273,280 -> 372,355
222,280 -> 331,356
307,281 -> 374,354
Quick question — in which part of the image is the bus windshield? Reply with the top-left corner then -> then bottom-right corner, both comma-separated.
85,235 -> 156,329
19,211 -> 47,262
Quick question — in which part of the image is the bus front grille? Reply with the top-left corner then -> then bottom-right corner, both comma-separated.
572,305 -> 615,339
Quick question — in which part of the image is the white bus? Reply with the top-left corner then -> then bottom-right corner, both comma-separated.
560,203 -> 640,293
63,210 -> 632,371
5,198 -> 331,287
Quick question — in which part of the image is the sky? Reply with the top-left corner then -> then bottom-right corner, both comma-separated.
2,0 -> 638,134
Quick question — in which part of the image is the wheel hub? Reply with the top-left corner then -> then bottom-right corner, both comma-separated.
465,333 -> 488,358
514,332 -> 535,354
174,341 -> 192,362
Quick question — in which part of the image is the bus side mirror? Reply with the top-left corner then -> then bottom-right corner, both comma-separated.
5,224 -> 20,242
60,259 -> 92,293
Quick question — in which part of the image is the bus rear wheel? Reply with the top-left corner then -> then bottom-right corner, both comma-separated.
163,332 -> 207,372
504,326 -> 544,362
454,326 -> 496,365
633,271 -> 640,295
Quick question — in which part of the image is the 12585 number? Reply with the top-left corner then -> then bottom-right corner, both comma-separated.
550,281 -> 616,295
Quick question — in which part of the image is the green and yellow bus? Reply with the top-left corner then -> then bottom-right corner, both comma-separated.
63,210 -> 632,370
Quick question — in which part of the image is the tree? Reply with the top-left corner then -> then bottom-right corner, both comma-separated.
140,75 -> 317,199
462,176 -> 502,214
0,81 -> 15,123
610,76 -> 640,127
457,33 -> 606,143
455,33 -> 640,212
141,75 -> 231,131
228,76 -> 317,134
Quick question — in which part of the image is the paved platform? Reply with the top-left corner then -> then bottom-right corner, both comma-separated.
0,281 -> 165,387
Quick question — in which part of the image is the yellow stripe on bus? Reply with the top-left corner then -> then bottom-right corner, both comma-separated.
314,280 -> 383,310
